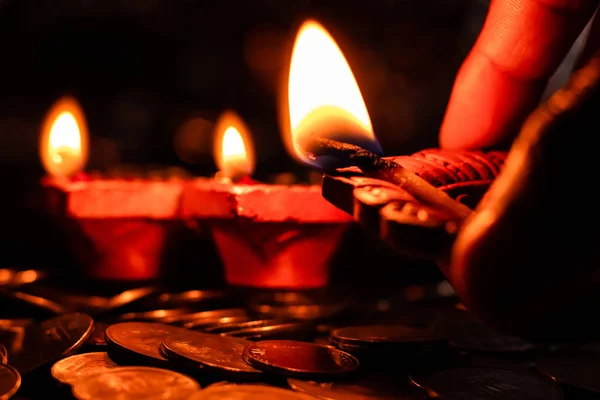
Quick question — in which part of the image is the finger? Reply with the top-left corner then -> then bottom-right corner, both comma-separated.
440,0 -> 598,150
446,49 -> 600,341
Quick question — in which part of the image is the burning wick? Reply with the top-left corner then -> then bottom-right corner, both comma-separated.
299,136 -> 473,221
40,96 -> 89,179
220,126 -> 251,182
214,110 -> 256,184
49,113 -> 82,175
284,21 -> 471,221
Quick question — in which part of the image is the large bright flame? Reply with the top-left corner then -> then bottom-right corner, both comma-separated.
40,96 -> 89,178
213,110 -> 255,180
284,20 -> 382,168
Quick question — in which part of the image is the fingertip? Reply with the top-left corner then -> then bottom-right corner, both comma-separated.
440,51 -> 542,150
440,0 -> 596,150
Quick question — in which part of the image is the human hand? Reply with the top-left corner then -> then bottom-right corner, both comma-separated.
440,0 -> 600,342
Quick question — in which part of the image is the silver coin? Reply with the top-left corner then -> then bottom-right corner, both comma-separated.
189,384 -> 317,399
72,366 -> 200,400
51,352 -> 119,386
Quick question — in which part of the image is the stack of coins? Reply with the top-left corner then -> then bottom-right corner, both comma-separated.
162,331 -> 263,379
330,324 -> 447,355
104,322 -> 193,368
4,284 -> 600,399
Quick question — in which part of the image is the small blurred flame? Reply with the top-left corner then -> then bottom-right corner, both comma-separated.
282,20 -> 382,168
213,110 -> 255,180
40,96 -> 89,178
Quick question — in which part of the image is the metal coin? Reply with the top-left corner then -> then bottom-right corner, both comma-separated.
168,308 -> 248,326
0,268 -> 46,287
242,340 -> 359,378
158,343 -> 170,359
72,366 -> 200,400
205,381 -> 278,388
0,290 -> 66,318
0,364 -> 20,399
9,313 -> 94,374
288,375 -> 424,400
163,331 -> 262,376
149,290 -> 234,310
102,286 -> 157,312
411,367 -> 563,400
330,325 -> 446,354
253,303 -> 348,321
436,309 -> 538,353
86,322 -> 109,347
205,381 -> 233,388
188,383 -> 317,399
51,352 -> 119,386
115,308 -> 192,323
203,319 -> 278,334
227,322 -> 317,341
0,319 -> 32,329
22,286 -> 156,315
105,322 -> 191,364
536,346 -> 600,393
0,319 -> 32,356
0,345 -> 6,364
186,315 -> 253,330
249,292 -> 351,321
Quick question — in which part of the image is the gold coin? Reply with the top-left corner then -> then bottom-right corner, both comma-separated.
51,352 -> 118,386
72,366 -> 200,400
189,384 -> 316,400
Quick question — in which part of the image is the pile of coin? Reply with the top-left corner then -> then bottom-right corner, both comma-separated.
0,313 -> 94,399
3,285 -> 600,399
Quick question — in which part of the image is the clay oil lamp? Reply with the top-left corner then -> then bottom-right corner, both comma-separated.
182,109 -> 351,290
40,96 -> 185,282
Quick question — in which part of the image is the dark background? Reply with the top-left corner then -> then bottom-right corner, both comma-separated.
0,0 -> 491,179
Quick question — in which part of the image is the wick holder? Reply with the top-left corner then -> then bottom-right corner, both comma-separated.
322,148 -> 507,260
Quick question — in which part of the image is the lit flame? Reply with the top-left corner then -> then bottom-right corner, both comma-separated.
213,110 -> 255,180
282,20 -> 382,168
40,96 -> 89,178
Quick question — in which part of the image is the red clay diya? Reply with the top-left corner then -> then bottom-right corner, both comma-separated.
38,96 -> 191,282
41,176 -> 185,281
183,111 -> 352,289
182,180 -> 351,289
40,101 -> 353,289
